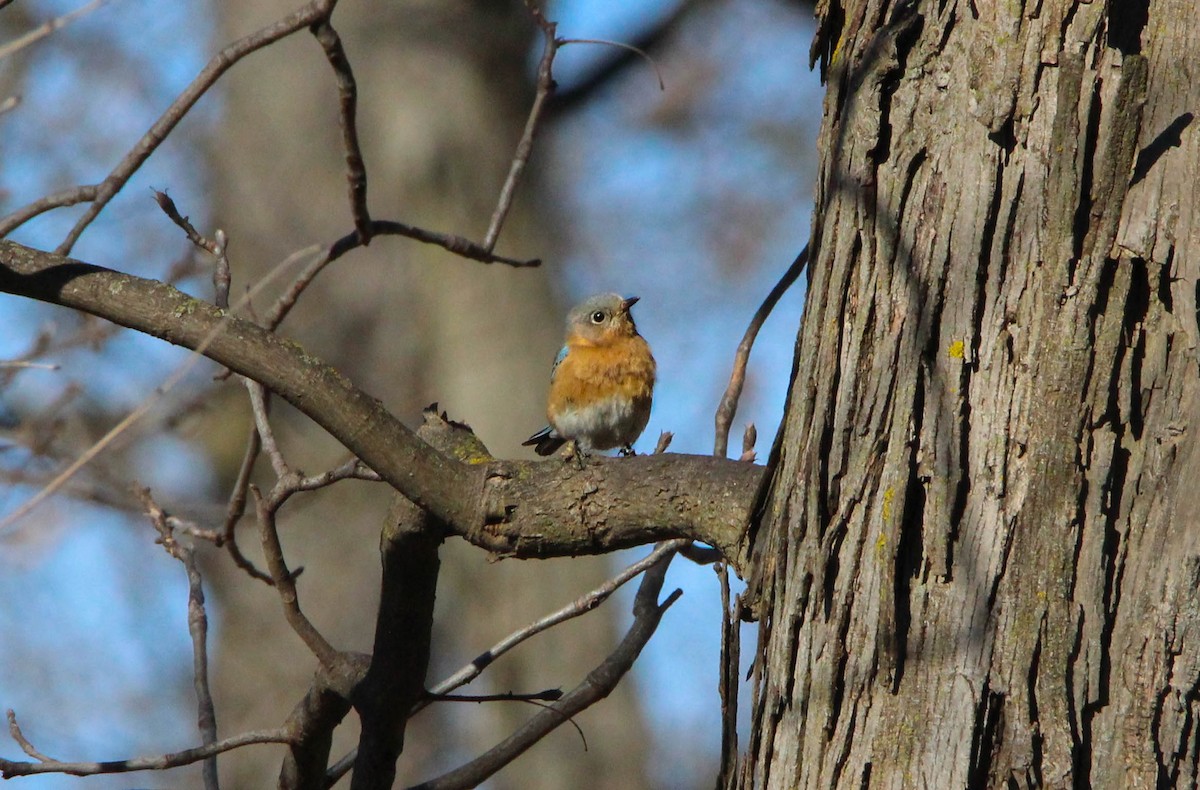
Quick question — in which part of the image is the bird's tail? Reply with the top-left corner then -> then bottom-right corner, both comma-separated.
522,426 -> 566,456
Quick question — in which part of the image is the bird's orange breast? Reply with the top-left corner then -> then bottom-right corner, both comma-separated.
547,334 -> 655,419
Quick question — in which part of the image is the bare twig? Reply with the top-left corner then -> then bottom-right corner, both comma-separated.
428,689 -> 563,704
716,562 -> 739,788
407,548 -> 682,790
0,0 -> 337,246
294,458 -> 379,490
211,229 -> 231,309
0,185 -> 98,235
264,220 -> 537,334
153,190 -> 219,255
653,430 -> 674,454
151,190 -> 232,309
246,381 -> 288,477
6,710 -> 53,762
0,0 -> 108,61
740,423 -> 758,463
221,423 -> 274,584
0,713 -> 291,778
312,21 -> 371,243
557,38 -> 665,91
0,360 -> 58,370
713,244 -> 809,458
546,0 -> 701,115
482,2 -> 557,252
134,487 -> 221,789
365,220 -> 539,267
253,485 -> 340,668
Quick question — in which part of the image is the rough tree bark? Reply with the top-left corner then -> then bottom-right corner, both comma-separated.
743,0 -> 1200,786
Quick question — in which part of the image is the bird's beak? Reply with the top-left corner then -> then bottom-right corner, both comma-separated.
622,296 -> 640,312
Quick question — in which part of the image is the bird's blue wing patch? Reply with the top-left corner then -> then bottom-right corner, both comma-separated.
550,345 -> 568,380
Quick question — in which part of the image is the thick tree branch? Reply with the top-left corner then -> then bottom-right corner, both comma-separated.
279,658 -> 366,790
0,240 -> 763,567
347,410 -> 457,790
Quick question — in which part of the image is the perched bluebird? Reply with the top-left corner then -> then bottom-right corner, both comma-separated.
523,293 -> 656,457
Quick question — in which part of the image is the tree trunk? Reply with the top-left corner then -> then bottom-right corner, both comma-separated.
744,0 -> 1200,786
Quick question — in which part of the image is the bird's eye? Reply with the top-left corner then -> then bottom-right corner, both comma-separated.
590,311 -> 606,324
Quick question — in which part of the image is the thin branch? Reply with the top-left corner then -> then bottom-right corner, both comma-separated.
312,20 -> 371,242
264,219 -> 537,333
153,189 -> 219,255
0,185 -> 98,236
253,485 -> 340,668
246,380 -> 288,477
293,458 -> 380,490
134,487 -> 220,789
481,2 -> 557,252
0,359 -> 58,370
427,690 -> 563,704
6,710 -> 53,762
0,0 -> 337,246
546,0 -> 702,115
716,562 -> 739,788
557,38 -> 665,91
366,220 -> 539,268
407,549 -> 682,790
221,423 -> 274,584
152,190 -> 232,309
713,244 -> 809,458
0,0 -> 108,61
740,423 -> 758,463
0,714 -> 291,778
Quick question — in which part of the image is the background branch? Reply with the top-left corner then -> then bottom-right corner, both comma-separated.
0,715 -> 291,778
407,549 -> 682,790
713,244 -> 808,458
136,488 -> 220,789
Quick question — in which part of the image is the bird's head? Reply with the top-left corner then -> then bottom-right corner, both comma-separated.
565,293 -> 642,346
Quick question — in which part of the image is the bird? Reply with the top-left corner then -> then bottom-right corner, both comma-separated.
523,293 -> 656,457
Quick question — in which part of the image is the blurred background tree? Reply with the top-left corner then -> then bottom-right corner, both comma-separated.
0,0 -> 818,787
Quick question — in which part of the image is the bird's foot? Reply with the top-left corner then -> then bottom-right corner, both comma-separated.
618,444 -> 637,457
558,440 -> 588,470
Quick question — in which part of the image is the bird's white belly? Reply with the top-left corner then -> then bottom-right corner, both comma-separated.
552,395 -> 645,452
